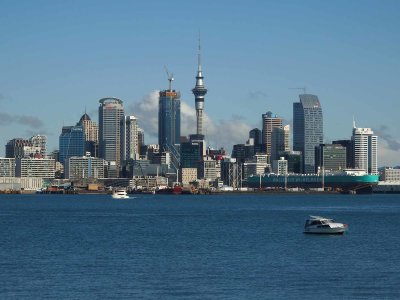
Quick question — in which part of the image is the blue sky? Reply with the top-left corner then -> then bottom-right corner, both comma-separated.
1,0 -> 399,166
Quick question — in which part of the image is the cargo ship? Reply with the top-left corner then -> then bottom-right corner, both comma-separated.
247,169 -> 379,193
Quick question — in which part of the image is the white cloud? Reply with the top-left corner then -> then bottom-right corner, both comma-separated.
378,138 -> 400,167
127,91 -> 251,153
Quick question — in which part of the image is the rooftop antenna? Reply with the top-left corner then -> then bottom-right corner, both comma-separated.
289,87 -> 307,94
164,65 -> 174,91
353,115 -> 356,128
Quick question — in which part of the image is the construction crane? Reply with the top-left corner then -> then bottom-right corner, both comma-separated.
289,87 -> 307,94
164,65 -> 174,91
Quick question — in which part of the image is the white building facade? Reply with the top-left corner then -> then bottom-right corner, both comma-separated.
65,154 -> 106,180
16,158 -> 55,178
352,127 -> 378,175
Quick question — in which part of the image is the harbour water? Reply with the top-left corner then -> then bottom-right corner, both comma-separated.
0,193 -> 399,299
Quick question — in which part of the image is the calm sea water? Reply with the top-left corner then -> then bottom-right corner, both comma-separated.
0,193 -> 399,299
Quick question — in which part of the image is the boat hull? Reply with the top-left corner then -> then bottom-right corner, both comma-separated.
111,195 -> 130,199
304,227 -> 347,234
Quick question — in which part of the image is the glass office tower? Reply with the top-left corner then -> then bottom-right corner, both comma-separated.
158,90 -> 181,151
293,94 -> 323,174
98,98 -> 124,177
59,125 -> 85,165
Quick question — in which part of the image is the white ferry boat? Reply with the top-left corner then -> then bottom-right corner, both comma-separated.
111,189 -> 129,199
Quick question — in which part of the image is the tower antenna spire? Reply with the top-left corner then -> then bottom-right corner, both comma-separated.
198,31 -> 202,71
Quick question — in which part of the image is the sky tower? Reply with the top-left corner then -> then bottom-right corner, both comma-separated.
192,38 -> 208,137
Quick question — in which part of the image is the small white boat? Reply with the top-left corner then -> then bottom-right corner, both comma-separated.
111,189 -> 129,199
304,215 -> 348,234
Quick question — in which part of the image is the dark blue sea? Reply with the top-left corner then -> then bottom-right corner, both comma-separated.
1,193 -> 399,299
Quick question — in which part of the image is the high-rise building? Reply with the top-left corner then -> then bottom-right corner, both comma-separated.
262,111 -> 283,156
315,144 -> 347,173
332,139 -> 354,168
192,38 -> 208,137
199,156 -> 219,181
180,140 -> 203,169
352,125 -> 378,174
249,128 -> 262,146
77,113 -> 98,157
98,98 -> 124,177
121,115 -> 139,162
5,138 -> 32,158
59,125 -> 85,165
293,94 -> 323,174
30,135 -> 47,157
158,90 -> 180,150
158,78 -> 181,172
137,128 -> 145,157
271,124 -> 290,161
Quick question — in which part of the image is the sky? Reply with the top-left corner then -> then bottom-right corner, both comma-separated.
1,0 -> 399,166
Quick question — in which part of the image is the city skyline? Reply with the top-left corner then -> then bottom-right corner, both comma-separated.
1,1 -> 399,166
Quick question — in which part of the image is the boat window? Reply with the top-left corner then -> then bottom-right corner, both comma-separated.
309,220 -> 322,226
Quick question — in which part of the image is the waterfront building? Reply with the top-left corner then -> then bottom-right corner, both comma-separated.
98,98 -> 125,177
30,135 -> 47,157
77,113 -> 98,157
121,115 -> 139,162
352,125 -> 378,174
15,158 -> 55,178
262,111 -> 283,156
221,157 -> 242,188
180,168 -> 198,185
199,156 -> 219,181
381,168 -> 400,181
293,94 -> 323,174
192,38 -> 208,137
271,124 -> 290,161
0,158 -> 16,177
65,153 -> 105,180
315,144 -> 347,173
5,138 -> 32,158
59,125 -> 85,165
332,139 -> 354,168
0,177 -> 44,192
